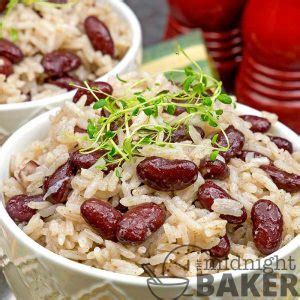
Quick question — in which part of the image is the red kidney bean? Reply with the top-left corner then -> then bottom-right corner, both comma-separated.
0,56 -> 13,76
116,203 -> 166,244
81,199 -> 122,241
240,115 -> 271,133
100,108 -> 110,118
215,125 -> 245,162
260,164 -> 300,193
48,0 -> 68,3
6,194 -> 43,223
43,161 -> 76,204
268,136 -> 293,153
73,80 -> 113,106
199,158 -> 229,180
137,156 -> 198,191
70,149 -> 105,170
84,16 -> 114,57
0,0 -> 8,13
251,199 -> 283,255
42,50 -> 81,77
47,75 -> 81,91
209,235 -> 230,258
173,106 -> 186,116
170,124 -> 205,143
197,181 -> 247,224
104,161 -> 118,175
238,150 -> 269,162
74,126 -> 86,134
0,38 -> 23,63
170,125 -> 190,143
195,126 -> 205,139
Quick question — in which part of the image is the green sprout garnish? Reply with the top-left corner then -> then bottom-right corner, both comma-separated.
74,46 -> 234,173
0,0 -> 78,40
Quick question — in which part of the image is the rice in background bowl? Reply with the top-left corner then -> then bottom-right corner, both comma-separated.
0,71 -> 299,299
0,0 -> 131,103
0,0 -> 142,143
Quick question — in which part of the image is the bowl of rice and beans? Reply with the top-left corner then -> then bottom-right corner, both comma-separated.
0,63 -> 299,298
0,0 -> 141,142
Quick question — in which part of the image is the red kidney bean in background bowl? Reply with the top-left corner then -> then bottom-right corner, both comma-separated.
251,199 -> 283,255
137,156 -> 198,191
0,1 -> 142,143
197,181 -> 247,224
42,50 -> 81,77
116,203 -> 166,244
0,38 -> 23,63
81,199 -> 122,241
6,194 -> 43,223
0,56 -> 13,77
47,76 -> 82,91
73,80 -> 113,106
240,115 -> 271,133
43,161 -> 76,204
84,16 -> 115,57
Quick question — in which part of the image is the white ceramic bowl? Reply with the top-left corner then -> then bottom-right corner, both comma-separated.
0,103 -> 299,299
0,0 -> 142,143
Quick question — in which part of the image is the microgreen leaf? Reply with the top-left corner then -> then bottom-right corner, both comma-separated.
193,82 -> 204,94
87,121 -> 96,139
201,114 -> 209,122
123,138 -> 132,155
132,107 -> 139,116
183,75 -> 196,92
115,168 -> 122,178
137,96 -> 146,103
211,134 -> 219,144
144,107 -> 154,116
166,104 -> 176,115
93,99 -> 107,109
208,118 -> 218,127
184,66 -> 194,76
202,97 -> 212,107
105,131 -> 115,138
210,150 -> 219,161
217,94 -> 232,104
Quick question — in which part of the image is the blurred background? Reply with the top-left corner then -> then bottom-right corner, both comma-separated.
126,0 -> 168,46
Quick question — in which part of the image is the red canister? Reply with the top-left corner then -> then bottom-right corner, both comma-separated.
236,0 -> 300,132
165,0 -> 247,92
